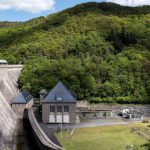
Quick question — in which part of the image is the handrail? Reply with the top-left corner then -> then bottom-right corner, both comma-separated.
28,108 -> 64,150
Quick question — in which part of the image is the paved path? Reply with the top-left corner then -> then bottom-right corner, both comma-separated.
73,119 -> 128,128
45,118 -> 130,132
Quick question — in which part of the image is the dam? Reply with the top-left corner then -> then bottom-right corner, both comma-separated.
0,64 -> 63,150
0,64 -> 23,150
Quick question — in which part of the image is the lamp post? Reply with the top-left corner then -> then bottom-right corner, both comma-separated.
61,121 -> 63,139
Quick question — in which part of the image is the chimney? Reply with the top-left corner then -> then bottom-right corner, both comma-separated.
39,89 -> 47,105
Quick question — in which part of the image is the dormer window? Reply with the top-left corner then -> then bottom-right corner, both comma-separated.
55,92 -> 63,101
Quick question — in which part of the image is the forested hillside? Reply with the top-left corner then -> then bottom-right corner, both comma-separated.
0,21 -> 22,28
0,2 -> 150,103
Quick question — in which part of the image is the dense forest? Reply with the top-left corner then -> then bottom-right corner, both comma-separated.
0,21 -> 22,28
0,2 -> 150,103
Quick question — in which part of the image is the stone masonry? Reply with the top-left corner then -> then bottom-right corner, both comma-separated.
11,99 -> 33,119
42,102 -> 76,124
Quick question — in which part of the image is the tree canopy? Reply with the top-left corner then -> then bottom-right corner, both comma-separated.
0,2 -> 150,103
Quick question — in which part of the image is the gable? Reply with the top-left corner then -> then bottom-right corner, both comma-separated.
43,81 -> 77,103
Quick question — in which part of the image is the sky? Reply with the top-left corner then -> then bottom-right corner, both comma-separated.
0,0 -> 150,22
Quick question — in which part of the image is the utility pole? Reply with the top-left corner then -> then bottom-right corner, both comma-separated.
67,123 -> 69,138
59,122 -> 63,139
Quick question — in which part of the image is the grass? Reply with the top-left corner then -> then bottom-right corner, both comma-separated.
56,123 -> 150,150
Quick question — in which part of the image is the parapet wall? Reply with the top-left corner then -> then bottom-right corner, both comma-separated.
0,65 -> 23,68
0,65 -> 23,80
28,108 -> 63,150
0,64 -> 23,104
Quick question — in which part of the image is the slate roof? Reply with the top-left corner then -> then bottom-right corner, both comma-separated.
12,91 -> 33,104
43,81 -> 77,103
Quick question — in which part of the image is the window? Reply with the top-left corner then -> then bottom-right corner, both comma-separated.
64,106 -> 69,112
50,106 -> 55,112
57,106 -> 62,112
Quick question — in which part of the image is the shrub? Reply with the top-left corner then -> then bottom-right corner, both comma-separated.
89,96 -> 143,104
142,120 -> 149,123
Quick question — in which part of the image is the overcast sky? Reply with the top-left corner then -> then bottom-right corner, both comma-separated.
0,0 -> 149,21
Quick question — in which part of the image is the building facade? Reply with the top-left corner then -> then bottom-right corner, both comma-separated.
11,91 -> 33,119
41,81 -> 77,124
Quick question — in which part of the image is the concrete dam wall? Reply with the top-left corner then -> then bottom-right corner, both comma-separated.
0,65 -> 23,150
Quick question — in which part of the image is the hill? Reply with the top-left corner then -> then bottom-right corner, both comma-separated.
0,21 -> 22,28
0,2 -> 150,103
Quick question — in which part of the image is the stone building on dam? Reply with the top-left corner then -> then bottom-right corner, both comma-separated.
11,91 -> 33,119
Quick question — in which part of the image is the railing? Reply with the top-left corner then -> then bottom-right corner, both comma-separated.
28,108 -> 64,150
0,65 -> 23,68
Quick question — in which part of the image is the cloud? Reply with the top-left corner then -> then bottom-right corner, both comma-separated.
0,0 -> 55,13
106,0 -> 150,6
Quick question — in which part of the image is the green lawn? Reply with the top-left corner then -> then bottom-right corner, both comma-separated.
56,123 -> 149,150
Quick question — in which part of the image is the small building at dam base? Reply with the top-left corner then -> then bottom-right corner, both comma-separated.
11,91 -> 33,119
41,81 -> 77,124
